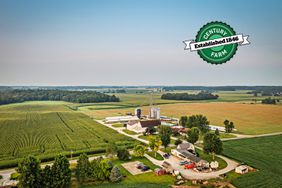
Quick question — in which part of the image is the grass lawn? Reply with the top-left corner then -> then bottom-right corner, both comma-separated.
112,123 -> 125,128
138,135 -> 175,145
219,132 -> 237,139
223,135 -> 282,188
80,156 -> 175,188
123,129 -> 138,135
146,151 -> 164,161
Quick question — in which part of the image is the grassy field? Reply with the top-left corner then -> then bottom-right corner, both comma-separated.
223,135 -> 282,188
0,101 -> 136,168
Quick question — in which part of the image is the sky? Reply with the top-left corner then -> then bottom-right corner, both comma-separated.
0,0 -> 282,86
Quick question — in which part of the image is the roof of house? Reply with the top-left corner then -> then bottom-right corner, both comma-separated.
140,120 -> 161,128
177,149 -> 207,163
236,165 -> 248,171
127,120 -> 139,126
105,116 -> 139,122
177,143 -> 194,150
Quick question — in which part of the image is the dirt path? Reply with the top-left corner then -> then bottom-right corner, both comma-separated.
221,132 -> 282,141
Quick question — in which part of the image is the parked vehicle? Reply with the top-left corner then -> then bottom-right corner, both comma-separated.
163,153 -> 170,159
141,165 -> 150,171
179,160 -> 189,165
136,162 -> 144,169
184,163 -> 196,169
136,162 -> 150,171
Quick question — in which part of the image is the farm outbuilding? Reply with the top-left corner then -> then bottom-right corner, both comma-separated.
104,116 -> 139,124
235,165 -> 249,174
126,119 -> 161,133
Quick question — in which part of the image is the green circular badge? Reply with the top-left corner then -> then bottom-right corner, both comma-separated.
195,21 -> 238,64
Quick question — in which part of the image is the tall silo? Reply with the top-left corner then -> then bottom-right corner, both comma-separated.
135,108 -> 141,119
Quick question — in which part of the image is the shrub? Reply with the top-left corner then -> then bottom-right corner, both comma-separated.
174,139 -> 183,146
117,148 -> 130,161
10,172 -> 20,180
109,166 -> 122,182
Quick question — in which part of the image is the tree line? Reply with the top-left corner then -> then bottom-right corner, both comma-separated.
161,91 -> 218,101
16,153 -> 125,187
261,97 -> 279,104
162,86 -> 282,92
0,89 -> 120,105
16,143 -> 146,187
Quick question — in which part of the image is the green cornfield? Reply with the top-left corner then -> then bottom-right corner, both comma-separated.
223,135 -> 282,188
0,102 -> 136,168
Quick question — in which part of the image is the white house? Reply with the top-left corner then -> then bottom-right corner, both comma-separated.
171,143 -> 208,167
126,120 -> 161,133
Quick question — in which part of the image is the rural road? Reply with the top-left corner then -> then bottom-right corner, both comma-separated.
220,131 -> 282,141
145,150 -> 238,180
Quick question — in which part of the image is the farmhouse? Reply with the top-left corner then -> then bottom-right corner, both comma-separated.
172,143 -> 209,167
126,120 -> 161,133
104,116 -> 139,124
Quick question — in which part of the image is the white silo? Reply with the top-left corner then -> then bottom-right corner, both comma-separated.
150,107 -> 160,119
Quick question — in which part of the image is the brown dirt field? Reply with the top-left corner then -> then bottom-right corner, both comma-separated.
159,102 -> 282,135
80,102 -> 282,135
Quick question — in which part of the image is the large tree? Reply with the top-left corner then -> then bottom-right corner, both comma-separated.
99,159 -> 113,181
117,147 -> 130,161
41,165 -> 53,188
90,157 -> 103,181
179,116 -> 188,127
106,142 -> 118,157
51,155 -> 71,187
148,136 -> 162,157
89,157 -> 112,181
224,120 -> 235,133
17,155 -> 41,188
187,114 -> 210,133
133,144 -> 146,157
187,127 -> 200,144
76,153 -> 91,183
203,132 -> 223,160
158,125 -> 172,148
